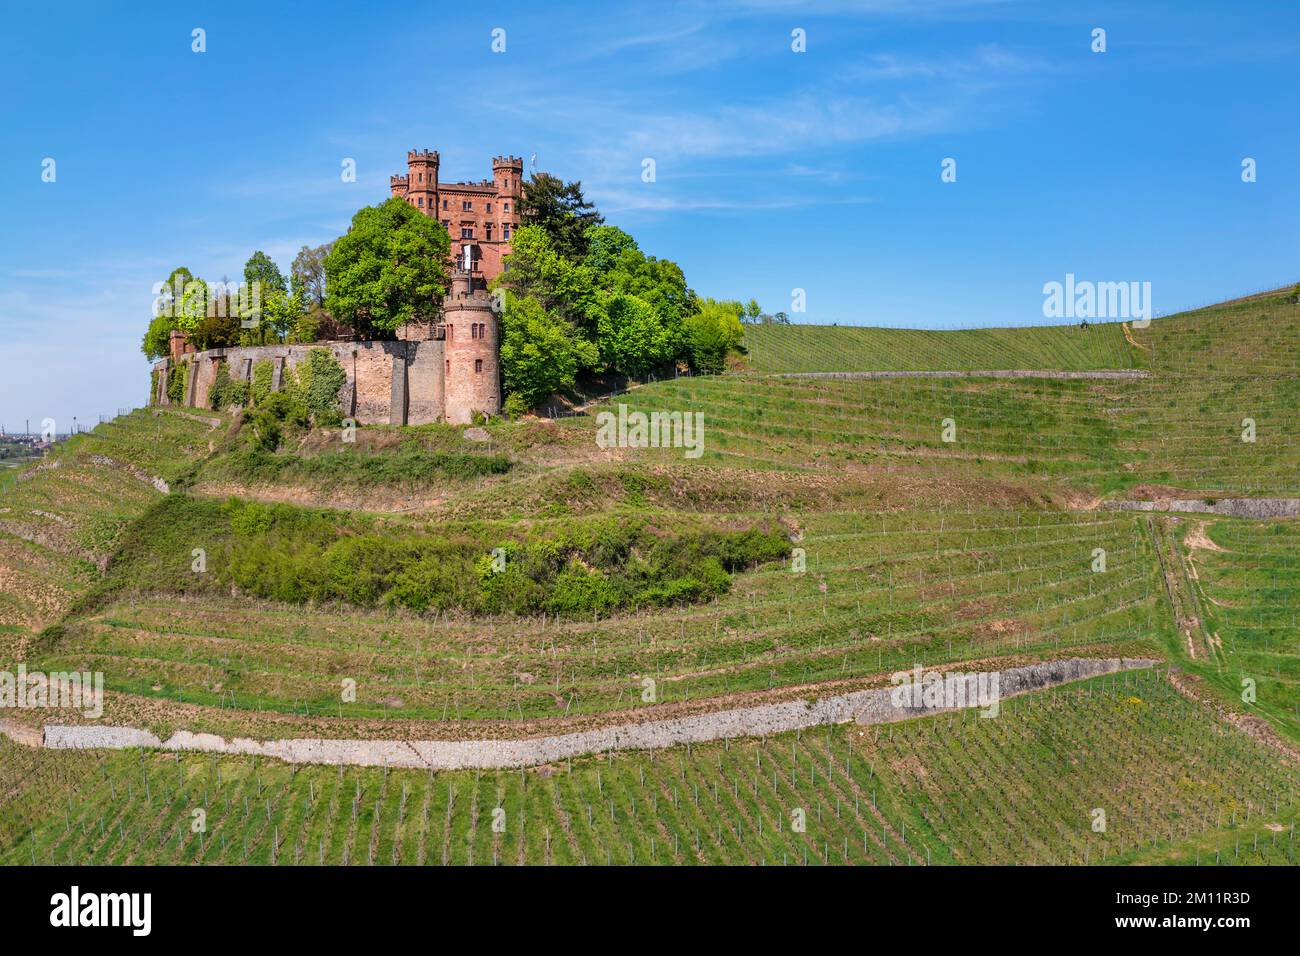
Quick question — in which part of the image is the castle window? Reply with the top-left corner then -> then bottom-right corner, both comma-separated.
486,202 -> 492,212
442,199 -> 448,210
442,220 -> 450,228
504,202 -> 510,212
417,197 -> 424,207
447,324 -> 453,340
446,359 -> 450,375
461,227 -> 474,239
475,359 -> 483,373
462,200 -> 472,211
471,323 -> 478,340
502,223 -> 511,240
417,173 -> 423,183
485,223 -> 493,240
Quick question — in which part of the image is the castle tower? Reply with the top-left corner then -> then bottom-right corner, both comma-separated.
406,149 -> 439,214
442,265 -> 500,424
492,155 -> 523,203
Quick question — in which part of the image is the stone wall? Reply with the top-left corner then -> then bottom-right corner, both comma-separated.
37,657 -> 1160,771
153,339 -> 449,425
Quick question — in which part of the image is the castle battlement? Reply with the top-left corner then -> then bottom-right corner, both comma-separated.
391,146 -> 522,289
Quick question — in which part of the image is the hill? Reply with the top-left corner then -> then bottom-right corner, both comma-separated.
2,286 -> 1298,866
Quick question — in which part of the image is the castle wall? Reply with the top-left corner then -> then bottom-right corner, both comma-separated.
155,339 -> 448,426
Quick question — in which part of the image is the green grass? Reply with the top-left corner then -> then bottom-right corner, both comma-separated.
742,320 -> 1143,373
4,672 -> 1295,866
34,508 -> 1165,724
205,445 -> 513,487
1177,517 -> 1300,743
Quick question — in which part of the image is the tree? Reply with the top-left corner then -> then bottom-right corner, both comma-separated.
521,173 -> 603,261
244,251 -> 287,297
291,243 -> 332,308
498,292 -> 597,415
141,314 -> 175,361
685,299 -> 745,374
744,299 -> 762,322
597,293 -> 675,379
325,198 -> 450,337
496,224 -> 600,335
584,225 -> 638,275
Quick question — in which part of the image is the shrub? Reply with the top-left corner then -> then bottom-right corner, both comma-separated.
298,348 -> 347,425
208,363 -> 250,410
166,365 -> 185,404
250,360 -> 274,405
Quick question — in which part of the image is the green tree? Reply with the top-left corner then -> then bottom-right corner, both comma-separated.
521,173 -> 603,261
744,298 -> 762,321
685,299 -> 746,374
325,198 -> 450,337
496,224 -> 600,335
498,292 -> 597,414
291,243 -> 332,307
244,251 -> 287,297
597,292 -> 675,379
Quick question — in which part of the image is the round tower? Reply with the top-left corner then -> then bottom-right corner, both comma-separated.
407,148 -> 439,214
442,266 -> 500,424
492,155 -> 523,201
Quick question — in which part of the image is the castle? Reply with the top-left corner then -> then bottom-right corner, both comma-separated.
150,148 -> 511,426
391,149 -> 523,288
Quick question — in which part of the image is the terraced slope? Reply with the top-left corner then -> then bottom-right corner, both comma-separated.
743,321 -> 1143,373
32,508 -> 1162,727
4,672 -> 1294,866
1175,516 -> 1300,741
0,409 -> 222,658
614,291 -> 1300,498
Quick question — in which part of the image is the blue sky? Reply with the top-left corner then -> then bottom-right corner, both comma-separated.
1,0 -> 1298,429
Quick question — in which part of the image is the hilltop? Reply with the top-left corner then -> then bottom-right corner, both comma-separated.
2,285 -> 1298,865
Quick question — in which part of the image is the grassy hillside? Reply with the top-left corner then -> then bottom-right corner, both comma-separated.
0,409 -> 223,656
4,286 -> 1300,868
743,320 -> 1143,373
32,507 -> 1160,727
4,671 -> 1295,866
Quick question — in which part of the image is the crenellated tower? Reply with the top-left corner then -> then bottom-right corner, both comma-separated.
441,265 -> 500,424
405,149 -> 439,213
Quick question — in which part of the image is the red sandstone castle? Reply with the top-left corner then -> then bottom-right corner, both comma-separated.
391,149 -> 524,287
150,147 -> 514,426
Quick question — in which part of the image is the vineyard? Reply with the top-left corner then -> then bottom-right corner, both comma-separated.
0,409 -> 221,649
3,671 -> 1295,866
32,508 -> 1162,728
742,321 -> 1143,374
1178,516 -> 1300,741
2,289 -> 1298,868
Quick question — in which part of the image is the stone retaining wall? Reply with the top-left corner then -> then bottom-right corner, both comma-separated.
774,369 -> 1150,380
40,657 -> 1159,770
1104,498 -> 1300,519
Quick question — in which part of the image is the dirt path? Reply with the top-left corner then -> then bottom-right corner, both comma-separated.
28,657 -> 1158,770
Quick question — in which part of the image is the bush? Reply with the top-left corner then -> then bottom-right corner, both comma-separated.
298,348 -> 347,425
685,299 -> 745,374
250,360 -> 274,405
105,497 -> 791,619
166,365 -> 185,404
208,363 -> 250,410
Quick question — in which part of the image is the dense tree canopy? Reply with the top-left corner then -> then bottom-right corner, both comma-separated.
521,173 -> 604,261
324,198 -> 450,337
